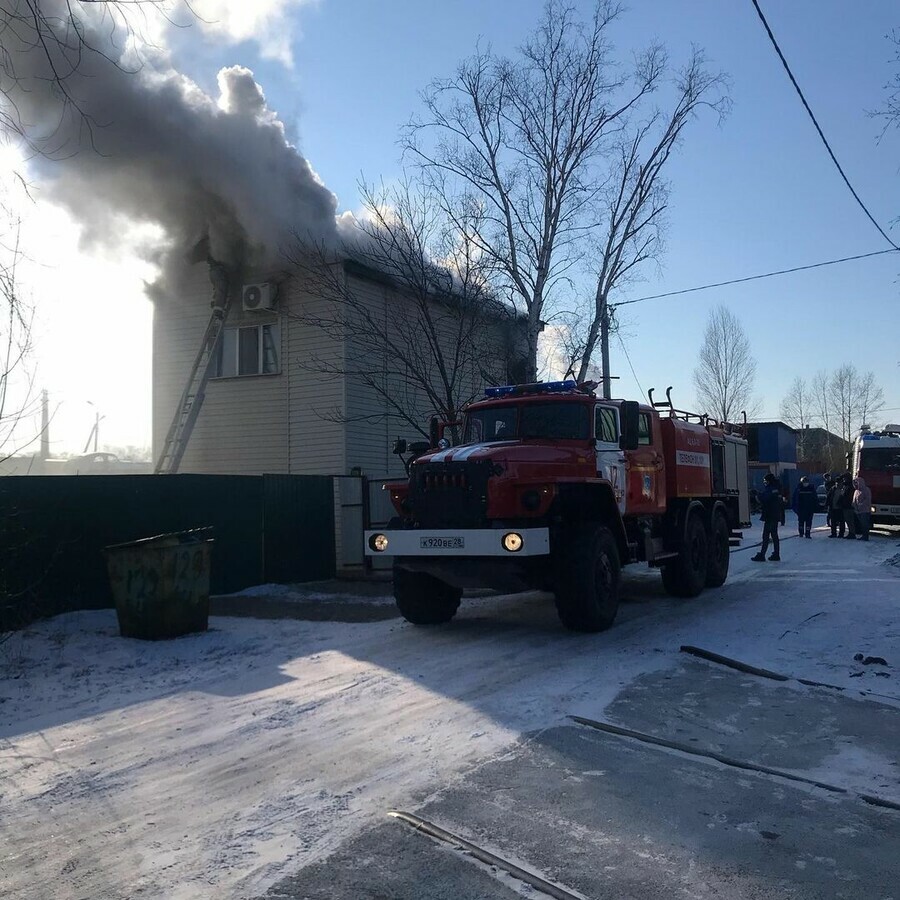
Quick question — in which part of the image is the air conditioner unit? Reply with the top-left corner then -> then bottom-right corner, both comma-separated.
242,282 -> 276,312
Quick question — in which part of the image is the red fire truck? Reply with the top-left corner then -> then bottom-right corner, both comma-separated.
365,381 -> 750,632
851,426 -> 900,526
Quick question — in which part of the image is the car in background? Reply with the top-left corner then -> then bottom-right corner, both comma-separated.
63,453 -> 152,475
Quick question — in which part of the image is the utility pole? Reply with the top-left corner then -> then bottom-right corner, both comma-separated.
600,303 -> 612,400
84,402 -> 104,454
40,389 -> 49,459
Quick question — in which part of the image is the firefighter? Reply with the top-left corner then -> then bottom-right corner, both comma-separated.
792,476 -> 817,538
752,473 -> 785,561
828,473 -> 846,538
839,472 -> 857,539
823,473 -> 834,529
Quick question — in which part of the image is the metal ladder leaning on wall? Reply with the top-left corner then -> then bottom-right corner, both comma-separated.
154,260 -> 232,475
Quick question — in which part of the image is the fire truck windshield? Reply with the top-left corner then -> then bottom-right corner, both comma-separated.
464,402 -> 590,443
860,447 -> 900,471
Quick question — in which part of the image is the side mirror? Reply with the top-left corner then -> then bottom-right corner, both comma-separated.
429,417 -> 440,448
619,401 -> 640,451
392,438 -> 408,456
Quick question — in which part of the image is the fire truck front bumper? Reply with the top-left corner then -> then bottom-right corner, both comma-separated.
364,527 -> 551,558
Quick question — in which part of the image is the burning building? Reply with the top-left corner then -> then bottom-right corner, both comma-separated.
3,2 -> 522,477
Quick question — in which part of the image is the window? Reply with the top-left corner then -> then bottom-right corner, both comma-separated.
463,401 -> 590,443
216,323 -> 280,377
464,406 -> 518,443
860,448 -> 900,471
520,402 -> 589,440
638,412 -> 652,445
595,406 -> 619,444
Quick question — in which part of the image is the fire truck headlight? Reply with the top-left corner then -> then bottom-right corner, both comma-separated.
369,533 -> 389,552
502,532 -> 524,552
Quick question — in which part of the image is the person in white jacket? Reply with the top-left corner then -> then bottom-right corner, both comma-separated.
852,476 -> 872,542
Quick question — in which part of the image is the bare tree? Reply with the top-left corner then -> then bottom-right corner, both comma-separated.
828,363 -> 885,444
803,365 -> 886,470
874,29 -> 900,134
0,195 -> 38,464
780,376 -> 813,458
808,369 -> 843,471
855,369 -> 885,431
574,50 -> 728,385
692,306 -> 757,423
284,179 -> 519,439
0,0 -> 192,153
403,0 -> 665,382
828,364 -> 857,446
810,369 -> 831,430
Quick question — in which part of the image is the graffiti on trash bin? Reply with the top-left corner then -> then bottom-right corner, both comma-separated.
126,564 -> 160,610
109,538 -> 210,615
176,548 -> 208,603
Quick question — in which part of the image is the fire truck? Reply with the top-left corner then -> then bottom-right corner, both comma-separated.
851,425 -> 900,526
364,381 -> 751,632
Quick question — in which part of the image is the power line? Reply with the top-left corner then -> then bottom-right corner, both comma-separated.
613,247 -> 900,308
615,331 -> 646,403
750,0 -> 898,250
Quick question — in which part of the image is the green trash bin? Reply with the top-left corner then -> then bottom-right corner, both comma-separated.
104,527 -> 215,640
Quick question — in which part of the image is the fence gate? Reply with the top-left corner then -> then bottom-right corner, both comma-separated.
263,474 -> 335,583
334,476 -> 365,574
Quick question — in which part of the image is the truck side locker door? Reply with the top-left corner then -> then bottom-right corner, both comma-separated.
595,404 -> 626,513
626,410 -> 666,516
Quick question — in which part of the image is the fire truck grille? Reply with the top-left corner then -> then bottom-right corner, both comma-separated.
409,459 -> 492,528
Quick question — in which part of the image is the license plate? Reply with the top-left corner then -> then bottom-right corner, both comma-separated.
419,536 -> 465,550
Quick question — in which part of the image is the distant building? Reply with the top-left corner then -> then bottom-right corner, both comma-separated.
746,421 -> 797,493
795,426 -> 849,475
0,453 -> 151,476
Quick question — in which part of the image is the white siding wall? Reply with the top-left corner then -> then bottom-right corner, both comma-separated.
342,270 -> 515,478
283,279 -> 345,475
153,263 -> 289,475
343,275 -> 409,479
152,261 -> 519,480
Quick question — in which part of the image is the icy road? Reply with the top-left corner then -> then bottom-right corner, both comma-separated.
1,517 -> 899,899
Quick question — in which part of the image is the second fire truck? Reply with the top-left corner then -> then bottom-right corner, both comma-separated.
851,425 -> 900,527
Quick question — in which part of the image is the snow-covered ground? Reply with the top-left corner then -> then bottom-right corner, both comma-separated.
1,516 -> 898,900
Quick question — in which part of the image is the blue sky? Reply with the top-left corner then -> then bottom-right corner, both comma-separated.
181,0 -> 900,422
17,0 -> 900,453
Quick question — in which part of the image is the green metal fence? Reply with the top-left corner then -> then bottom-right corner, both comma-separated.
0,473 -> 335,632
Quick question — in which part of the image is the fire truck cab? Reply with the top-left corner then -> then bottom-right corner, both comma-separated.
365,381 -> 750,632
851,426 -> 900,526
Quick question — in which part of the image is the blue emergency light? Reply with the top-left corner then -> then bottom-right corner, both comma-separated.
484,385 -> 518,397
484,380 -> 579,398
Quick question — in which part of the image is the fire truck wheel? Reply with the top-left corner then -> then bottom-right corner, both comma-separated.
393,566 -> 462,625
661,512 -> 708,598
705,511 -> 730,588
553,524 -> 621,632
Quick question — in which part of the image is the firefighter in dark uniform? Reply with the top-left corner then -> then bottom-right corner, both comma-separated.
752,473 -> 785,561
792,475 -> 817,538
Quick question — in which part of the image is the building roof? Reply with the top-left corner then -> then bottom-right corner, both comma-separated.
747,420 -> 795,432
342,258 -> 527,324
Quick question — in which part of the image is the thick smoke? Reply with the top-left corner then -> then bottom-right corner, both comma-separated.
1,0 -> 338,286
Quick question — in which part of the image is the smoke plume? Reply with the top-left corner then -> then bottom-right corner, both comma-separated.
1,0 -> 338,286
